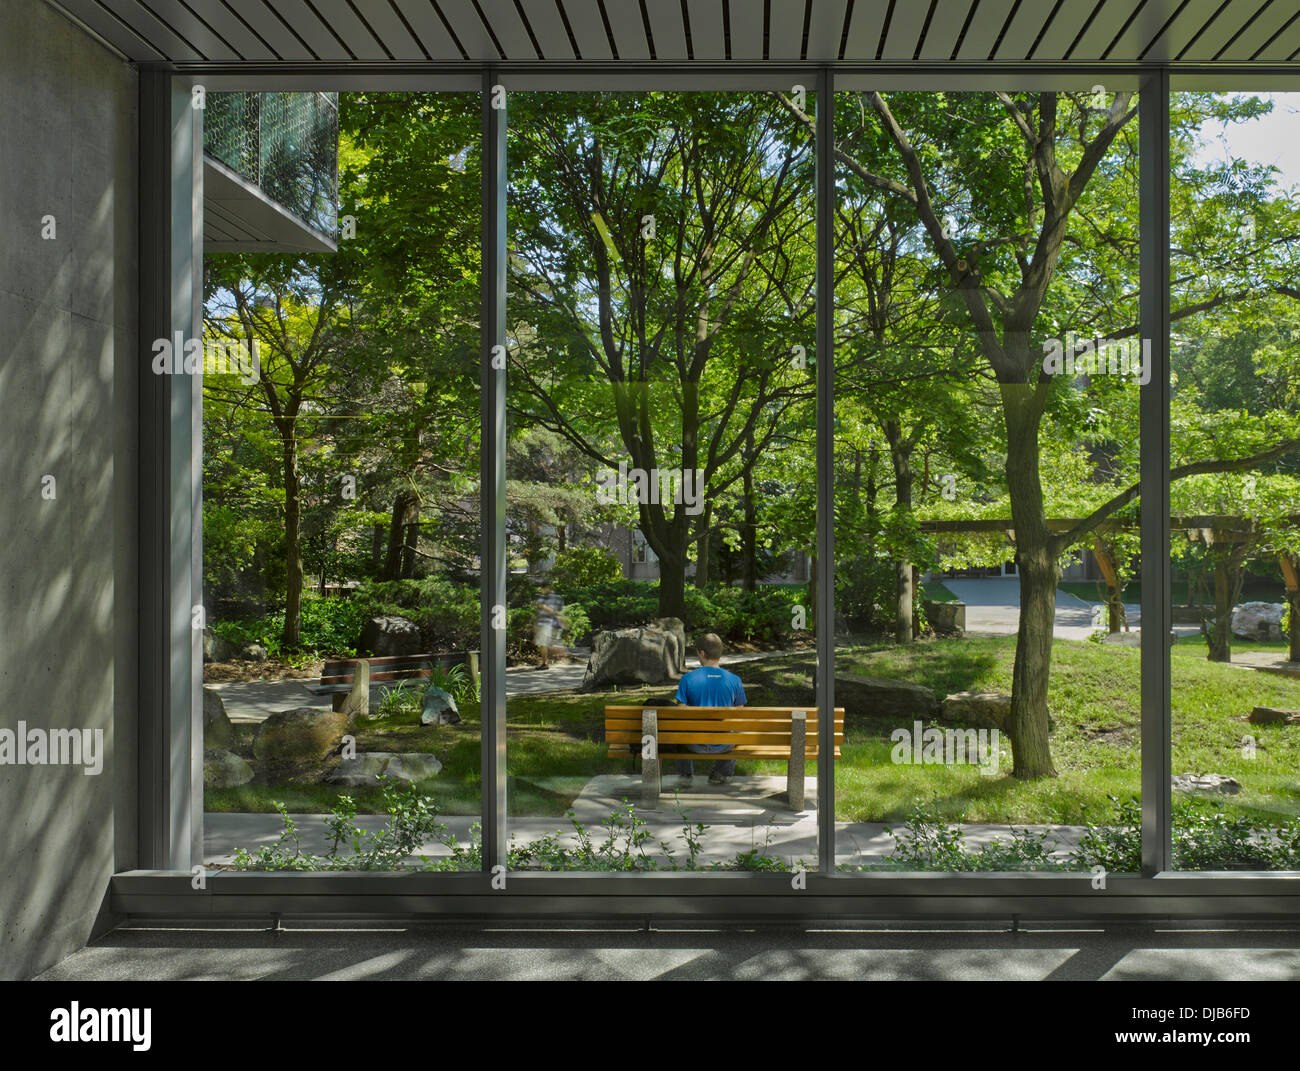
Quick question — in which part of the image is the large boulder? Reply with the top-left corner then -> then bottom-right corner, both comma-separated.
941,690 -> 1011,730
1172,772 -> 1241,796
240,642 -> 269,662
203,687 -> 234,748
361,615 -> 423,657
1249,706 -> 1300,725
204,748 -> 253,788
838,673 -> 939,717
253,706 -> 348,769
325,751 -> 442,787
420,685 -> 461,726
1231,602 -> 1285,641
202,628 -> 238,663
653,617 -> 687,674
581,626 -> 682,690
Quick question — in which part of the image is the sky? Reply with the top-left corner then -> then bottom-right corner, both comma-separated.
1192,92 -> 1300,192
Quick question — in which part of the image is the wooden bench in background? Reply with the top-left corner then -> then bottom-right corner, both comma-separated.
605,705 -> 845,810
304,651 -> 482,713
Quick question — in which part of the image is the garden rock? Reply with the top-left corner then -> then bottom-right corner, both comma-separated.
924,600 -> 966,636
1172,772 -> 1241,795
420,685 -> 461,726
653,617 -> 687,674
240,642 -> 269,662
838,674 -> 939,717
1231,602 -> 1285,641
253,706 -> 348,768
325,751 -> 442,787
941,690 -> 1011,729
204,748 -> 253,788
361,615 -> 423,657
581,626 -> 682,689
1249,706 -> 1300,725
203,687 -> 234,748
336,659 -> 370,720
202,628 -> 238,663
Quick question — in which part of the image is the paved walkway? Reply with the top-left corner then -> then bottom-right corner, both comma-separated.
203,773 -> 1088,867
210,647 -> 809,724
940,577 -> 1141,640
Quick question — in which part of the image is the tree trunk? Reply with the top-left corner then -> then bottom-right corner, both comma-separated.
383,490 -> 415,580
400,504 -> 420,578
1002,383 -> 1058,779
371,525 -> 384,571
887,424 -> 915,645
657,548 -> 687,619
695,505 -> 713,588
742,462 -> 757,594
1280,555 -> 1300,663
894,561 -> 913,645
1207,548 -> 1245,663
281,432 -> 303,650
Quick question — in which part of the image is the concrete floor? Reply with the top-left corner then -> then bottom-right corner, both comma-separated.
34,923 -> 1300,981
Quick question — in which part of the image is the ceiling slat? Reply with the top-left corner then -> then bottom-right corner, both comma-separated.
686,0 -> 725,58
144,0 -> 247,59
299,0 -> 390,59
52,0 -> 167,60
992,0 -> 1051,60
1218,2 -> 1299,60
389,0 -> 466,59
103,0 -> 209,61
841,0 -> 890,60
880,1 -> 931,61
192,2 -> 280,60
261,0 -> 353,59
954,0 -> 1017,60
518,0 -> 576,60
768,0 -> 806,60
557,0 -> 614,60
1030,0 -> 1103,60
347,0 -> 428,59
1138,0 -> 1224,61
219,0 -> 317,60
1253,10 -> 1300,59
1069,0 -> 1130,61
436,0 -> 502,58
603,0 -> 649,60
918,0 -> 974,60
1103,0 -> 1187,62
728,0 -> 766,61
463,0 -> 538,58
805,0 -> 850,61
645,0 -> 688,60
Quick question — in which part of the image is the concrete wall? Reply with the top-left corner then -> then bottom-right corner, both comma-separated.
0,0 -> 138,979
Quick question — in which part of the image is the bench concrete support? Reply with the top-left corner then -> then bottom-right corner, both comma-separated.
641,708 -> 660,808
788,710 -> 806,811
334,659 -> 370,718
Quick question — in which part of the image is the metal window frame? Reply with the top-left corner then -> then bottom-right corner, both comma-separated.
129,62 -> 1300,920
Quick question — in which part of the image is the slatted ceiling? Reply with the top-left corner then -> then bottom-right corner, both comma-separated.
559,0 -> 615,59
262,0 -> 346,57
1254,10 -> 1300,59
109,0 -> 210,59
1102,4 -> 1169,62
686,0 -> 726,58
519,0 -> 576,60
470,0 -> 539,59
841,0 -> 890,61
603,0 -> 649,59
53,0 -> 164,57
1219,2 -> 1297,60
1134,0 -> 1209,61
194,1 -> 279,59
880,2 -> 931,61
1029,0 -> 1099,59
991,0 -> 1049,60
805,0 -> 849,60
222,0 -> 313,59
144,0 -> 238,58
390,0 -> 464,59
728,0 -> 767,60
918,1 -> 971,61
436,0 -> 502,57
1069,0 -> 1130,60
646,0 -> 689,60
304,0 -> 388,59
333,0 -> 422,59
767,0 -> 807,61
954,0 -> 1017,60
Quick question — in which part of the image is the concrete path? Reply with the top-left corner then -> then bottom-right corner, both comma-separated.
940,577 -> 1141,640
203,773 -> 1087,867
210,647 -> 810,724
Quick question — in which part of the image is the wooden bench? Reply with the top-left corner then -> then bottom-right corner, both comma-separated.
304,651 -> 482,712
605,705 -> 845,810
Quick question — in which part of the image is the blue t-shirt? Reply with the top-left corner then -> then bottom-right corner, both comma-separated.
675,665 -> 746,708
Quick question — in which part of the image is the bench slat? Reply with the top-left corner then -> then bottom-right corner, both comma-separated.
607,747 -> 841,758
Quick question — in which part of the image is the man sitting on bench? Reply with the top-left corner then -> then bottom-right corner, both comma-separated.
674,633 -> 747,788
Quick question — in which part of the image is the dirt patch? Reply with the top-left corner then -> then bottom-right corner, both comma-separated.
203,659 -> 323,683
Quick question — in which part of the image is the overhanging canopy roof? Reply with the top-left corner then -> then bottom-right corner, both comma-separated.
47,1 -> 1300,65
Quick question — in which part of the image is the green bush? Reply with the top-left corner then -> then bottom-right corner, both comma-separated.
352,577 -> 479,651
211,593 -> 369,658
549,546 -> 623,589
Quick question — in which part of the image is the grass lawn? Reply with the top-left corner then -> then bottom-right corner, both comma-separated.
208,635 -> 1300,827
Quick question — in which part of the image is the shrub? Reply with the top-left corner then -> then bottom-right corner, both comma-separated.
549,546 -> 623,589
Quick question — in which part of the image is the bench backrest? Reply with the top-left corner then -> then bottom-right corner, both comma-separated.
605,705 -> 844,754
320,654 -> 434,688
